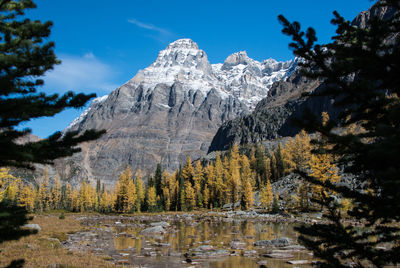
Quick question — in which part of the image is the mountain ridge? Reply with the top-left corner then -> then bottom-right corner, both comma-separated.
57,38 -> 296,187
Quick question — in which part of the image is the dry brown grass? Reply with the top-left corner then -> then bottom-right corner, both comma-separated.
0,213 -> 114,268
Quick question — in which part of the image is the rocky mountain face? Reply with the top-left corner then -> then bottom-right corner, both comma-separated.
57,39 -> 296,187
208,70 -> 334,152
208,1 -> 394,153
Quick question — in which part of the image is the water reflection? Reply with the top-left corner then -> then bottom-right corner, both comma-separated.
111,219 -> 313,267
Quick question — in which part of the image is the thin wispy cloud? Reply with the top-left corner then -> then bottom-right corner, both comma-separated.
44,53 -> 120,95
128,18 -> 174,42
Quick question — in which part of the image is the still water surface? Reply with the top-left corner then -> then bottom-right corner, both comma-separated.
111,219 -> 314,267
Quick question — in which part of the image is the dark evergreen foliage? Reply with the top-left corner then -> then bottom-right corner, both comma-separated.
279,0 -> 400,266
0,0 -> 105,169
154,163 -> 162,196
0,201 -> 36,244
0,0 -> 104,263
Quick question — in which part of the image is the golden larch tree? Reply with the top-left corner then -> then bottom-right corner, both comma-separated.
241,155 -> 254,210
260,179 -> 273,210
135,169 -> 145,212
18,184 -> 36,212
50,175 -> 61,209
184,180 -> 195,211
146,185 -> 157,211
193,161 -> 204,207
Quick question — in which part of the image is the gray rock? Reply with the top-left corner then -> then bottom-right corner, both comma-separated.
254,237 -> 291,247
287,260 -> 311,264
194,245 -> 214,251
230,241 -> 246,250
140,226 -> 166,235
150,221 -> 170,227
23,224 -> 41,231
192,249 -> 230,258
243,250 -> 258,257
144,251 -> 157,257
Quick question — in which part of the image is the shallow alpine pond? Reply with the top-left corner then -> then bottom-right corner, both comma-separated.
66,213 -> 316,267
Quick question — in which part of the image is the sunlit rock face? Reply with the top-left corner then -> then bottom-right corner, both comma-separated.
58,39 -> 296,187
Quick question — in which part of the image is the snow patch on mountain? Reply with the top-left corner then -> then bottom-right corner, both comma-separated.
65,95 -> 108,131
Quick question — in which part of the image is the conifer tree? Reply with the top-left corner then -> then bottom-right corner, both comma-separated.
260,179 -> 273,210
153,163 -> 163,196
269,152 -> 278,182
18,184 -> 36,212
227,145 -> 242,209
78,181 -> 88,212
242,178 -> 254,211
249,146 -> 257,170
179,188 -> 186,211
295,182 -> 310,212
275,143 -> 292,178
254,145 -> 267,186
161,170 -> 171,211
240,155 -> 254,210
308,153 -> 340,211
146,186 -> 157,212
70,188 -> 79,212
228,159 -> 241,209
182,157 -> 194,183
50,175 -> 61,209
64,183 -> 73,211
204,163 -> 215,208
126,177 -> 137,213
279,1 -> 400,265
37,170 -> 50,211
169,171 -> 179,211
99,190 -> 113,213
271,194 -> 280,213
265,157 -> 272,183
114,166 -> 134,213
183,180 -> 195,211
0,168 -> 15,202
193,161 -> 204,207
214,152 -> 225,207
135,169 -> 145,212
2,174 -> 20,203
203,185 -> 210,209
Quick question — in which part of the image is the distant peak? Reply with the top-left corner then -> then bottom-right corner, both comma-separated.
222,50 -> 254,70
166,38 -> 199,50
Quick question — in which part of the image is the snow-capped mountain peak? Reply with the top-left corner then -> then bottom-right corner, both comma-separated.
166,38 -> 199,50
149,38 -> 211,71
126,39 -> 297,110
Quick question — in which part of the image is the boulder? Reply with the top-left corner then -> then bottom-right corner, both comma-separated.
194,245 -> 214,251
254,237 -> 291,247
140,226 -> 166,235
23,224 -> 41,231
150,221 -> 170,227
230,241 -> 246,250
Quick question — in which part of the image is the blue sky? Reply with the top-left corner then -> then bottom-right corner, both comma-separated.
23,0 -> 374,138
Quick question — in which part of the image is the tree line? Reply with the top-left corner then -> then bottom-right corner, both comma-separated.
1,124 -> 346,214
